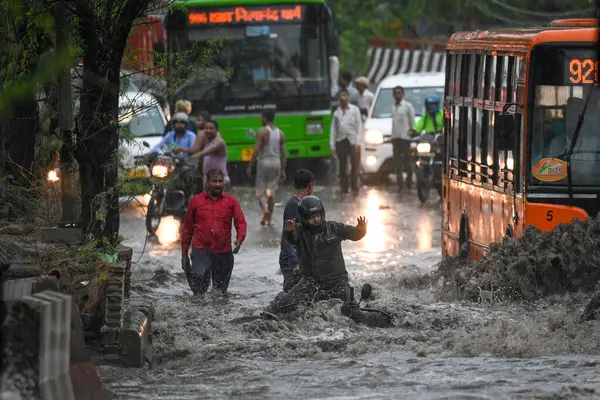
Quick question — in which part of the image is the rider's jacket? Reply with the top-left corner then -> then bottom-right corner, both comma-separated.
151,130 -> 196,159
412,110 -> 444,134
284,221 -> 366,287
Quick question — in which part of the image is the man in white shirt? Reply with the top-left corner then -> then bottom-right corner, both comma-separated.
391,86 -> 416,190
331,89 -> 363,195
355,76 -> 374,119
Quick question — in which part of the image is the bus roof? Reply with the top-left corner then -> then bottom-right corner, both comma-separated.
448,22 -> 599,53
171,0 -> 326,8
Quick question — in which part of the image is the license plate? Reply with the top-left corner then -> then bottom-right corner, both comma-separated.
241,148 -> 254,162
127,168 -> 148,178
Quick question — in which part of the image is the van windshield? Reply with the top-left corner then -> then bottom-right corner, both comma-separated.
371,87 -> 444,118
118,105 -> 165,138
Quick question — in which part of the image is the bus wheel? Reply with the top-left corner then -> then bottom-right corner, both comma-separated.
459,212 -> 470,259
505,224 -> 514,238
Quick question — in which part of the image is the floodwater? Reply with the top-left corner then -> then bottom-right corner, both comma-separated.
98,185 -> 600,400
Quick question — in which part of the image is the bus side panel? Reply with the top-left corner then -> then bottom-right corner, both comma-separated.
445,178 -> 521,260
524,202 -> 590,232
215,113 -> 332,162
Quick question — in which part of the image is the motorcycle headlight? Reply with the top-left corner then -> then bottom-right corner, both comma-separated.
417,143 -> 432,153
151,164 -> 169,178
364,129 -> 384,144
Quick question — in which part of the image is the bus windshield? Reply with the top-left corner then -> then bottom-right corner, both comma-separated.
168,4 -> 329,113
530,46 -> 600,187
371,87 -> 444,118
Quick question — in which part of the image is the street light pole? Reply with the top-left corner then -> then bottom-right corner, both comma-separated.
55,7 -> 79,228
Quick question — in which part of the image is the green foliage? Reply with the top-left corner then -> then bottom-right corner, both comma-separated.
0,0 -> 77,112
329,0 -> 597,75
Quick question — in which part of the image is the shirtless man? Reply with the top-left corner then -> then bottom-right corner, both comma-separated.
246,110 -> 287,226
174,119 -> 230,191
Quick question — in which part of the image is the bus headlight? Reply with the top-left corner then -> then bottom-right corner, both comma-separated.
364,130 -> 383,144
417,143 -> 432,153
151,164 -> 169,178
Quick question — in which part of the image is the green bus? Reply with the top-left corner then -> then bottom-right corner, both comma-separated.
159,0 -> 340,182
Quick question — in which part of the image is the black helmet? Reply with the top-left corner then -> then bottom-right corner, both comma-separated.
297,195 -> 325,227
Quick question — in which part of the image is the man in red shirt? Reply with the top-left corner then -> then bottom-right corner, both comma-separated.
181,168 -> 247,296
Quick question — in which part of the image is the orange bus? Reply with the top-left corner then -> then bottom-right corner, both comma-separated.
442,19 -> 600,260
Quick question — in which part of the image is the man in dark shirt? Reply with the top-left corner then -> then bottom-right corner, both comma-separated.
181,168 -> 247,296
279,169 -> 315,292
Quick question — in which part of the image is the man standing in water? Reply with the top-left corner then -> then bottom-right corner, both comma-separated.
279,169 -> 315,293
246,110 -> 287,226
181,169 -> 247,297
331,89 -> 363,195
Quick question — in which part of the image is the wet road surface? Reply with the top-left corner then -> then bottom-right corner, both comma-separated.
99,185 -> 600,399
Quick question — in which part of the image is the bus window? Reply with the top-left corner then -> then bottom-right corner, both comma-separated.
486,55 -> 496,100
447,54 -> 457,98
530,45 -> 600,187
453,105 -> 460,162
494,56 -> 504,102
467,54 -> 476,97
474,55 -> 484,99
507,56 -> 517,102
445,54 -> 454,97
474,107 -> 483,181
454,54 -> 462,97
500,56 -> 508,102
478,55 -> 487,100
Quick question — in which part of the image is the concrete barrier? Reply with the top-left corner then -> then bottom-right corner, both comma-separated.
119,306 -> 153,368
1,278 -> 112,400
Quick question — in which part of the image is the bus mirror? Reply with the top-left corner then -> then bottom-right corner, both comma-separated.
494,114 -> 516,150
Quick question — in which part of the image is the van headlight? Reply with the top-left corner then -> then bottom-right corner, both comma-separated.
151,164 -> 169,178
364,130 -> 383,144
417,143 -> 431,153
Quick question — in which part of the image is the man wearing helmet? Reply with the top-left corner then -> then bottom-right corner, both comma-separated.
147,112 -> 197,158
266,195 -> 367,313
410,95 -> 444,135
146,112 -> 197,201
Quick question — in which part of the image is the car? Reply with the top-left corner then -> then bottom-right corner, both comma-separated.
118,91 -> 168,200
360,72 -> 445,184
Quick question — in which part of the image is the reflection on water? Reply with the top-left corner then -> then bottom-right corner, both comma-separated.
417,212 -> 433,250
156,216 -> 181,246
363,190 -> 385,253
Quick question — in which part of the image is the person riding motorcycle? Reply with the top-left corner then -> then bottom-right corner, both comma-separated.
265,196 -> 367,313
409,95 -> 444,137
146,112 -> 197,201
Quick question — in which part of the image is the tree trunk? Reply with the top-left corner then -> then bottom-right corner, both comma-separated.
1,97 -> 39,187
76,51 -> 121,243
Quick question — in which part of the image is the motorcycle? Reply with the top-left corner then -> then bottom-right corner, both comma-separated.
142,141 -> 194,236
230,283 -> 394,328
411,131 -> 444,203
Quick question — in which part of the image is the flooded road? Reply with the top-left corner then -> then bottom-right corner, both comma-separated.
99,186 -> 600,399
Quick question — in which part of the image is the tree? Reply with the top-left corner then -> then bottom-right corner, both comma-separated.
52,0 -> 169,244
328,0 -> 596,74
0,0 -> 55,186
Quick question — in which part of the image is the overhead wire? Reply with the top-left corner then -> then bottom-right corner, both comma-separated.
483,0 -> 596,18
466,0 -> 536,25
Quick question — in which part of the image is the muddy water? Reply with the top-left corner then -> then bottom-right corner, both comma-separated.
98,186 -> 600,399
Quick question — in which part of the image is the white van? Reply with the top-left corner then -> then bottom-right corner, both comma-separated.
360,72 -> 445,182
118,91 -> 168,188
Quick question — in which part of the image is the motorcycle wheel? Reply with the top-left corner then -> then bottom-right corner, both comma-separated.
146,191 -> 162,235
